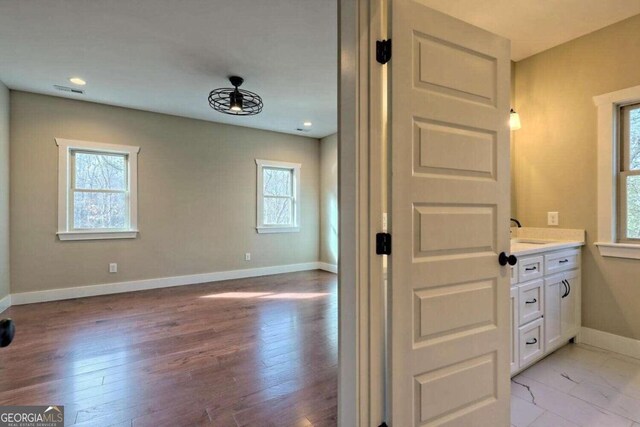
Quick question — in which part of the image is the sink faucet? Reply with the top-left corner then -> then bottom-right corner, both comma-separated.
510,218 -> 522,228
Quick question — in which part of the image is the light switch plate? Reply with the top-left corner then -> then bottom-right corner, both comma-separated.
548,212 -> 559,226
109,263 -> 118,273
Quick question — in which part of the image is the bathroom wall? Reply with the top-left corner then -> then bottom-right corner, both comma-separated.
513,13 -> 640,339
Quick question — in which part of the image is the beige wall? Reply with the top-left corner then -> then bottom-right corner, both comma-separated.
513,14 -> 640,339
320,133 -> 338,265
0,83 -> 9,300
10,91 -> 320,293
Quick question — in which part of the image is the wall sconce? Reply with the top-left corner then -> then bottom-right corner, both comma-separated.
510,108 -> 521,131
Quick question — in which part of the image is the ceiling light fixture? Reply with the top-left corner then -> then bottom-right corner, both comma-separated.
69,77 -> 86,86
510,108 -> 521,131
303,122 -> 312,127
208,76 -> 263,116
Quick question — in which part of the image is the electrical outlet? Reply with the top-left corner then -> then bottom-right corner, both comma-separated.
548,212 -> 559,226
109,263 -> 118,273
245,253 -> 251,261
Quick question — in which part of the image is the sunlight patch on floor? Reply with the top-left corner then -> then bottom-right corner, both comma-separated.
200,291 -> 329,300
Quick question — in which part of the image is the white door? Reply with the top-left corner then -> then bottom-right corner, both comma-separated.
544,275 -> 563,351
389,1 -> 511,425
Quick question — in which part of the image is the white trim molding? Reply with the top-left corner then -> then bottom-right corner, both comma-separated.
255,159 -> 301,234
594,242 -> 640,260
318,262 -> 338,274
58,230 -> 139,241
580,327 -> 640,360
55,138 -> 140,241
0,294 -> 10,314
10,262 -> 329,305
593,85 -> 640,260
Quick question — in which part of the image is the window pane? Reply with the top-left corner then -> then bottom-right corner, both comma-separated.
263,168 -> 292,196
74,152 -> 127,190
627,175 -> 640,239
263,197 -> 292,225
631,108 -> 640,170
74,192 -> 127,229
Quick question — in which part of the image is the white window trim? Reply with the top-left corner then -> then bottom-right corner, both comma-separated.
593,85 -> 640,259
55,138 -> 140,241
255,159 -> 301,234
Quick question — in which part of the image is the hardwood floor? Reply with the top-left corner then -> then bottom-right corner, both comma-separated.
0,270 -> 338,427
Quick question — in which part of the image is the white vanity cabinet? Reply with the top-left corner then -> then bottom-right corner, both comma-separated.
510,246 -> 581,376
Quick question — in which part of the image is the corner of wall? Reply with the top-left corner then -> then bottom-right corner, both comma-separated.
0,81 -> 10,304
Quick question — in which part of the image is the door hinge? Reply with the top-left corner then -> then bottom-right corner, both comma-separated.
376,233 -> 392,255
376,39 -> 392,64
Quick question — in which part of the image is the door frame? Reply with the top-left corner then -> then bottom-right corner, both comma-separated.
339,0 -> 386,425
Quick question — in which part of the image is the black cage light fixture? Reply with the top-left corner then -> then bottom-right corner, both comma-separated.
208,76 -> 263,116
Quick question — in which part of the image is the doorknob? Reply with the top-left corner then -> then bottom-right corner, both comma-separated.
499,252 -> 518,266
0,319 -> 15,348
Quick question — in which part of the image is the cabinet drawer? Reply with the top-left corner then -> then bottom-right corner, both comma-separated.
518,279 -> 543,325
510,265 -> 518,285
545,249 -> 579,275
519,318 -> 545,367
519,255 -> 544,281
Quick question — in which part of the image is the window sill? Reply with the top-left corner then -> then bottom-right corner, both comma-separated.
595,242 -> 640,260
256,226 -> 300,234
58,230 -> 139,241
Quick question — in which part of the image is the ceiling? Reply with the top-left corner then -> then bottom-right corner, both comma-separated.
419,0 -> 640,61
0,0 -> 337,138
1,1 -> 639,139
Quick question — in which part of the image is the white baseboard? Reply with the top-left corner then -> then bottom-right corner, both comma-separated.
318,262 -> 338,274
580,327 -> 640,359
10,262 -> 328,306
0,294 -> 10,314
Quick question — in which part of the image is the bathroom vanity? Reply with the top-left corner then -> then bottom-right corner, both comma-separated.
509,228 -> 585,376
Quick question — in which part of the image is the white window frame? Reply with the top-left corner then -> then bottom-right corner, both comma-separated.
255,159 -> 301,234
594,85 -> 640,259
56,138 -> 140,241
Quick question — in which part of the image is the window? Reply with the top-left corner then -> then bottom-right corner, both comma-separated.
594,85 -> 640,259
256,159 -> 301,233
56,138 -> 140,240
619,103 -> 640,242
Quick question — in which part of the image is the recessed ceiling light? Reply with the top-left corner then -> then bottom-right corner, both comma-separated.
69,77 -> 86,86
303,122 -> 312,127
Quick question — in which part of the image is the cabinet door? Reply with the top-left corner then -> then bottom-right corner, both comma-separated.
544,274 -> 564,351
510,287 -> 519,374
562,270 -> 580,340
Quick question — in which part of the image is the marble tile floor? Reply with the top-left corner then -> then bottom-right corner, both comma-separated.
512,343 -> 640,427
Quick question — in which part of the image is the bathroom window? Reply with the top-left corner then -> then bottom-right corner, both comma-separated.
618,103 -> 640,242
56,138 -> 140,241
255,159 -> 301,233
594,85 -> 640,259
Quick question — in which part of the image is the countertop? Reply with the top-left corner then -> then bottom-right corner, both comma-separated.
510,239 -> 584,257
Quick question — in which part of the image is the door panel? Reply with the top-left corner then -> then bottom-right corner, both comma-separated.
510,287 -> 519,374
561,271 -> 580,340
544,275 -> 563,351
389,1 -> 511,425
